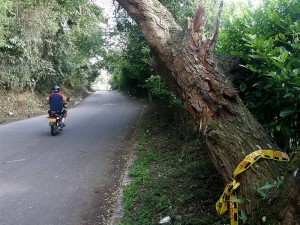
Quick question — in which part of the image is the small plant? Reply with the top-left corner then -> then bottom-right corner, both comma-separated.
256,177 -> 284,198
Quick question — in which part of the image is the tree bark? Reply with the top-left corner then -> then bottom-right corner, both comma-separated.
115,0 -> 300,224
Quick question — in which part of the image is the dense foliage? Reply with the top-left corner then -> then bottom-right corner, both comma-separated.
0,0 -> 105,93
106,0 -> 300,150
106,19 -> 153,96
217,0 -> 300,150
106,0 -> 217,98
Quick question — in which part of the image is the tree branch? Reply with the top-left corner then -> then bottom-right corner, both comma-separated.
208,0 -> 223,52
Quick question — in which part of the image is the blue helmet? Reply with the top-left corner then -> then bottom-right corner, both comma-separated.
52,85 -> 60,92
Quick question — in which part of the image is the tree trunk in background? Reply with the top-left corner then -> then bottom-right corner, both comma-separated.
115,0 -> 300,224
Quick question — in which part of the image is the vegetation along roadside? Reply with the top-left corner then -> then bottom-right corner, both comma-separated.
0,85 -> 91,125
115,103 -> 227,225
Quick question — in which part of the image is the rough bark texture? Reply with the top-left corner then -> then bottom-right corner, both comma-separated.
115,0 -> 300,224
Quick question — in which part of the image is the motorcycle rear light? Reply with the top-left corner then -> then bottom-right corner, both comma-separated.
49,113 -> 55,117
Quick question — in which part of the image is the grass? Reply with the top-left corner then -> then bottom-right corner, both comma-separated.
117,104 -> 228,225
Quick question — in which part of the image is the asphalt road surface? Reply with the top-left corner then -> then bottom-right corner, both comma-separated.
0,91 -> 143,225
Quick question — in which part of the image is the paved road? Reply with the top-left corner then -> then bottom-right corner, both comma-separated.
0,91 -> 142,225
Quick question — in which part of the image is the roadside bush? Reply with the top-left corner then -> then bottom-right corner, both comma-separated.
217,0 -> 300,150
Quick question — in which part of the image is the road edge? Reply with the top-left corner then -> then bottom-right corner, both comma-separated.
108,103 -> 147,225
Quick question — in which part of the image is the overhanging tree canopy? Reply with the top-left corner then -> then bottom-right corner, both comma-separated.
114,0 -> 300,224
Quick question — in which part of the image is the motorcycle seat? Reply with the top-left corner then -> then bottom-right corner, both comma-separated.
48,110 -> 62,115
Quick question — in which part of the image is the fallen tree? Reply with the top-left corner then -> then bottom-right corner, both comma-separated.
115,0 -> 300,224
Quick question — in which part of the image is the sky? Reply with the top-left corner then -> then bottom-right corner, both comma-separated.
92,0 -> 115,19
89,0 -> 115,90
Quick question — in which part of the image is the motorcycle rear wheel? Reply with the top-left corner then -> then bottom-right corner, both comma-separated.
51,124 -> 57,136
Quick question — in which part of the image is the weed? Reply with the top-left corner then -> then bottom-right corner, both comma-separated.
118,103 -> 227,225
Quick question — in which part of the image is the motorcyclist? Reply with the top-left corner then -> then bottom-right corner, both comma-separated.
47,85 -> 68,126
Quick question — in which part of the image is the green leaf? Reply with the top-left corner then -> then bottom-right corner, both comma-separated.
240,210 -> 248,223
281,50 -> 289,63
278,33 -> 286,40
292,69 -> 299,75
279,109 -> 296,118
274,177 -> 284,187
257,183 -> 274,190
233,198 -> 244,203
240,82 -> 246,92
256,182 -> 276,198
263,83 -> 273,89
256,189 -> 267,198
275,125 -> 281,131
249,54 -> 261,59
283,93 -> 293,98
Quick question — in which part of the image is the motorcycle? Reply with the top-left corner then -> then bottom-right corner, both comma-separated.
47,97 -> 70,136
48,110 -> 65,136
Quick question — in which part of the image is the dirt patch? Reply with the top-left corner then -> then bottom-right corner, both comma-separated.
0,91 -> 47,124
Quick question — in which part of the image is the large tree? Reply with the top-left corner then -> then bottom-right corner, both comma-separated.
115,0 -> 300,224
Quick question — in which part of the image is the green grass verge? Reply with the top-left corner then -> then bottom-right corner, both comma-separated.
117,104 -> 228,225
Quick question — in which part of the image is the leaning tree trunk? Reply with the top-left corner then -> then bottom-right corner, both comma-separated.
115,0 -> 300,224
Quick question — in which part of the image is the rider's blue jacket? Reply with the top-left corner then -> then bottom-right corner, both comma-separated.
49,92 -> 64,112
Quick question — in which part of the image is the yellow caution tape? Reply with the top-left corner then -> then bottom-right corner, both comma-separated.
230,192 -> 238,225
216,149 -> 289,225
